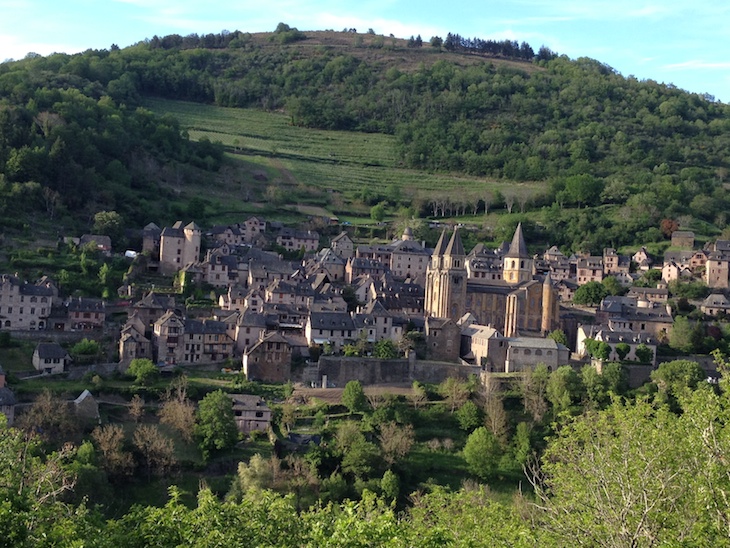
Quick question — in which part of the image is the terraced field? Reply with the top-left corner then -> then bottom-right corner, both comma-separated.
145,98 -> 540,202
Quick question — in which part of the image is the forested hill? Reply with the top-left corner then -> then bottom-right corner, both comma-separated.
1,27 -> 730,235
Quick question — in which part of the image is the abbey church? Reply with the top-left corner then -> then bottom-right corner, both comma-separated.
425,224 -> 560,337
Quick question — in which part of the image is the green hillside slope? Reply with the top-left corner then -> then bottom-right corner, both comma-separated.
1,27 -> 729,252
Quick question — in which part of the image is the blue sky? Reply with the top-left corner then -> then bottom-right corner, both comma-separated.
2,0 -> 729,102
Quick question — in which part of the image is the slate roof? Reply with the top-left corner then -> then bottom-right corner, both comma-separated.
35,342 -> 69,360
0,387 -> 16,407
184,319 -> 228,334
444,229 -> 465,257
505,223 -> 529,259
309,311 -> 356,330
68,297 -> 105,313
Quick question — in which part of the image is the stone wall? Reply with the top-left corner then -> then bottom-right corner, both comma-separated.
310,355 -> 481,386
5,329 -> 101,344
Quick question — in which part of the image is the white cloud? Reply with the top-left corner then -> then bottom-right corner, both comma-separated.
664,60 -> 730,71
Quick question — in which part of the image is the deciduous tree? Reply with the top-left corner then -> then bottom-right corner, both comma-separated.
196,389 -> 238,459
378,421 -> 414,467
92,424 -> 134,478
133,424 -> 176,480
463,427 -> 502,481
341,380 -> 367,413
158,376 -> 196,442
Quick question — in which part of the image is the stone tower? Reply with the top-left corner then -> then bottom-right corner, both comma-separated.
541,271 -> 557,334
502,222 -> 533,284
183,222 -> 201,266
425,229 -> 467,320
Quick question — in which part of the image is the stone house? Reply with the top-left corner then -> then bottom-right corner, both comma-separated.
701,294 -> 730,317
705,252 -> 730,289
247,261 -> 298,291
204,250 -> 238,288
0,274 -> 54,330
626,287 -> 668,303
425,316 -> 460,362
219,286 -> 248,312
576,256 -> 604,285
602,248 -> 630,276
130,292 -> 178,336
632,247 -> 653,271
159,221 -> 201,275
330,231 -> 354,260
671,230 -> 695,249
459,321 -> 506,371
32,342 -> 71,374
576,326 -> 657,366
346,257 -> 388,284
67,297 -> 105,330
182,319 -> 234,364
276,228 -> 319,252
504,337 -> 569,373
662,261 -> 693,283
230,394 -> 271,433
353,300 -> 397,342
79,234 -> 112,255
236,310 -> 269,352
242,331 -> 293,382
118,323 -> 152,368
142,222 -> 162,256
389,238 -> 431,280
306,248 -> 346,282
153,311 -> 185,365
306,311 -> 356,352
597,296 -> 673,339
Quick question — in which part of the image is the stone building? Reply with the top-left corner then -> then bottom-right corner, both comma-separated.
159,221 -> 201,275
425,225 -> 559,337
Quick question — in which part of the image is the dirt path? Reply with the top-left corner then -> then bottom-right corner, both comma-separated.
270,159 -> 298,185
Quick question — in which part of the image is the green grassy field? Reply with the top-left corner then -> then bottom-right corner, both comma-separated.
145,98 -> 541,206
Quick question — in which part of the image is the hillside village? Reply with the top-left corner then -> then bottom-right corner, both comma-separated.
4,23 -> 730,543
2,211 -> 729,423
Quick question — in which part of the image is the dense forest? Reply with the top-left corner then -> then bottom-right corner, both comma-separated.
1,27 -> 729,251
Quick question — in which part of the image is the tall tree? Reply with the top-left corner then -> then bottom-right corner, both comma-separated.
196,389 -> 238,459
341,380 -> 367,414
463,427 -> 502,481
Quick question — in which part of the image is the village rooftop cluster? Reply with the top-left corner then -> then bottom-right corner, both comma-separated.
1,216 -> 729,422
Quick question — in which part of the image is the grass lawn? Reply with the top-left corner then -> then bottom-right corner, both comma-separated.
0,340 -> 35,373
145,98 -> 544,207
